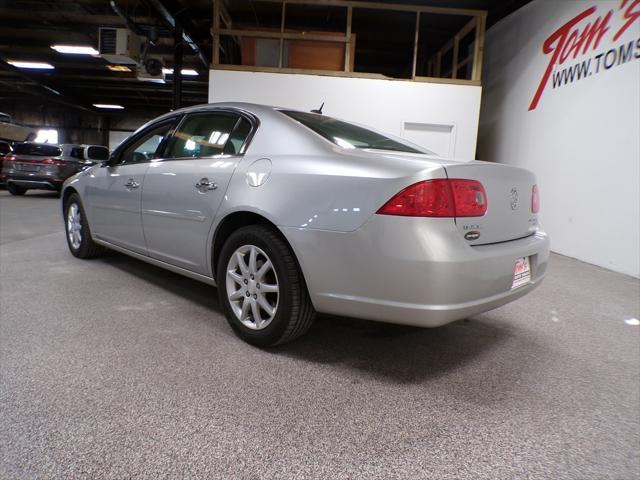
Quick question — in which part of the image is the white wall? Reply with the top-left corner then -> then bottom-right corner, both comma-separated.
478,0 -> 640,278
108,131 -> 133,151
209,70 -> 482,160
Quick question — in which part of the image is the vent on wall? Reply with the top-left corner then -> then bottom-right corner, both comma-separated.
98,27 -> 141,65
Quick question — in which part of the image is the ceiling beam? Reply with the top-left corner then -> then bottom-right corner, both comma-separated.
0,57 -> 94,113
143,0 -> 209,68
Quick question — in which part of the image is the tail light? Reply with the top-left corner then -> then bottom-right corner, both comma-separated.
377,179 -> 487,218
531,184 -> 540,213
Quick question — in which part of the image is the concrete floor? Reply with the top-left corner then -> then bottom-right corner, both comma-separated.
1,190 -> 639,480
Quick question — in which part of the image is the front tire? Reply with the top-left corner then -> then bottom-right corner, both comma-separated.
64,193 -> 106,259
7,183 -> 26,196
217,225 -> 315,347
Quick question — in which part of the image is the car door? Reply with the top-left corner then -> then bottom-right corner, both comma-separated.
88,119 -> 178,254
141,111 -> 255,275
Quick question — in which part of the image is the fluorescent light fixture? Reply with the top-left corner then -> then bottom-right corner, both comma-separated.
162,68 -> 199,76
8,61 -> 54,70
51,45 -> 99,55
106,65 -> 132,72
93,103 -> 124,110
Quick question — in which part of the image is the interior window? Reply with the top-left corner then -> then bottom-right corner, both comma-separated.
120,122 -> 174,164
223,118 -> 253,155
166,113 -> 239,158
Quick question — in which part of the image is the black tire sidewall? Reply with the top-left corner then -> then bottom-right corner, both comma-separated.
217,226 -> 298,347
7,183 -> 26,195
64,194 -> 91,258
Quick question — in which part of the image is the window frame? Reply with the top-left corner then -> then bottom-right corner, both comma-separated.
111,115 -> 183,166
159,108 -> 260,161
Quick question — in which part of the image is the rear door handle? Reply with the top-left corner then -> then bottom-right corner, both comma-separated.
124,179 -> 140,189
195,178 -> 218,193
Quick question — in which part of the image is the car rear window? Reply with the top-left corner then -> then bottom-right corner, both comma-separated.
13,143 -> 62,157
280,110 -> 426,154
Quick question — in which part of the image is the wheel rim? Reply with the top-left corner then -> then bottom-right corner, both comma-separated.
225,244 -> 279,330
67,203 -> 82,250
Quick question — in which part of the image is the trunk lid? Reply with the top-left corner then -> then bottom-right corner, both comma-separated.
443,161 -> 538,245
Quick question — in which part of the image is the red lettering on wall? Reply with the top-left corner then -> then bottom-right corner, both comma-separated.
528,6 -> 596,111
613,0 -> 640,41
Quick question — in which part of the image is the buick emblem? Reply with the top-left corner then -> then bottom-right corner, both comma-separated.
510,188 -> 519,210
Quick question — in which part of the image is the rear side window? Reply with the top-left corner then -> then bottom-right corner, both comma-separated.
165,113 -> 240,159
223,118 -> 253,155
281,110 -> 425,154
87,146 -> 109,161
13,143 -> 62,157
69,147 -> 85,160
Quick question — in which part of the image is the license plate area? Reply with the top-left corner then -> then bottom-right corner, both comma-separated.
16,164 -> 41,172
512,256 -> 531,289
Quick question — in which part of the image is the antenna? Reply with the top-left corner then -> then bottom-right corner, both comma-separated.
311,102 -> 324,114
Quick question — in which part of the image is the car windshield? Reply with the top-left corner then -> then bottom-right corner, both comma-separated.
281,110 -> 427,154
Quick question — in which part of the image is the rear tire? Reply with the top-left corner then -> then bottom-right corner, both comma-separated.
217,224 -> 315,347
64,193 -> 106,259
7,183 -> 26,196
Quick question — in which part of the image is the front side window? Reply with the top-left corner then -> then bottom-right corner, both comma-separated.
120,122 -> 174,164
281,110 -> 427,154
165,113 -> 241,159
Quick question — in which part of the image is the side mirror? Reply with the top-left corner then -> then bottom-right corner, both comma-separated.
101,154 -> 117,167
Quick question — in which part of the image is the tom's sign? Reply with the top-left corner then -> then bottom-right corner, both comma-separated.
529,0 -> 640,111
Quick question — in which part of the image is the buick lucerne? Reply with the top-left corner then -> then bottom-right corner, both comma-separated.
61,103 -> 549,346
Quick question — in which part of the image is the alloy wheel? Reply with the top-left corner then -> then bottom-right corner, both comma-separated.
67,203 -> 82,250
225,244 -> 279,330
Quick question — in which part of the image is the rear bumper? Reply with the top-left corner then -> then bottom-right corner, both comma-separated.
282,216 -> 550,327
3,174 -> 65,190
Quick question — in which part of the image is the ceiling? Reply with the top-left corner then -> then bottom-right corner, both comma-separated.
0,0 -> 530,117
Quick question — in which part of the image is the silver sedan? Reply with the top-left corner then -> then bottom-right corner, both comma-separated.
62,103 -> 550,346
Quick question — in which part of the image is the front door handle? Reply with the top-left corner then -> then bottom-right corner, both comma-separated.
195,178 -> 218,193
124,179 -> 140,189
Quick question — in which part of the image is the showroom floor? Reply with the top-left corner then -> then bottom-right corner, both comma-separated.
1,190 -> 639,480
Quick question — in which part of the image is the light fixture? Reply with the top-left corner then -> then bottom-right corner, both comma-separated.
7,61 -> 54,70
51,45 -> 99,55
106,65 -> 132,72
162,68 -> 199,76
93,104 -> 124,110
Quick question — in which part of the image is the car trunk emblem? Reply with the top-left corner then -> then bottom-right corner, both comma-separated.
510,188 -> 519,210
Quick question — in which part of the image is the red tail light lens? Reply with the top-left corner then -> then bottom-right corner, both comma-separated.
531,184 -> 540,213
377,179 -> 487,218
449,179 -> 487,217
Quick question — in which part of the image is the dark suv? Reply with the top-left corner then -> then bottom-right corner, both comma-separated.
1,143 -> 109,195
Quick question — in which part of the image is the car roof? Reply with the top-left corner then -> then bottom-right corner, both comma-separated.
148,102 -> 304,125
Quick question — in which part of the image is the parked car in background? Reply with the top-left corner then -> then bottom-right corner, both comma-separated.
0,140 -> 12,186
0,140 -> 11,157
61,102 -> 549,347
2,143 -> 109,195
